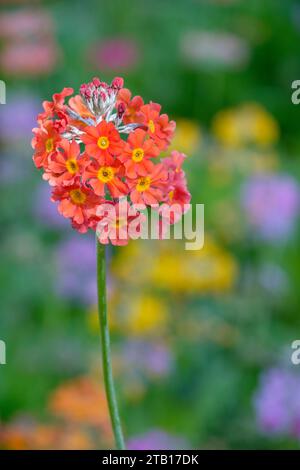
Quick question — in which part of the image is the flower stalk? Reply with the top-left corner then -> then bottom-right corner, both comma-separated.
96,239 -> 125,450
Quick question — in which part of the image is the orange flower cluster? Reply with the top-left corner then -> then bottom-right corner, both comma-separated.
32,77 -> 190,244
0,377 -> 112,450
48,376 -> 111,431
0,421 -> 93,450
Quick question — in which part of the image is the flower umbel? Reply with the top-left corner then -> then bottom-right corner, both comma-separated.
32,76 -> 190,245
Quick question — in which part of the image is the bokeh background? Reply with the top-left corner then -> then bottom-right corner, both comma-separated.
1,0 -> 300,450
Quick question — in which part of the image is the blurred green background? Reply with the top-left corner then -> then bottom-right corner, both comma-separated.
0,0 -> 300,450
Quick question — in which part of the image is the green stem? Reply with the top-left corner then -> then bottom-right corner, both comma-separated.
96,239 -> 125,450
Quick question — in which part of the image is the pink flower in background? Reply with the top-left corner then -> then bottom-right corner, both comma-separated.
121,340 -> 173,377
241,174 -> 300,243
254,368 -> 300,439
0,41 -> 59,76
55,234 -> 97,305
33,184 -> 69,229
0,6 -> 60,77
0,151 -> 29,183
0,9 -> 53,40
127,429 -> 190,450
89,38 -> 139,71
0,92 -> 40,142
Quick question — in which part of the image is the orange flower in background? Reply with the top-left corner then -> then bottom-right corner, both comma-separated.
48,377 -> 111,431
81,120 -> 124,165
0,420 -> 94,450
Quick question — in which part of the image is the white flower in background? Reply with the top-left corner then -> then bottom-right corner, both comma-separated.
180,30 -> 250,70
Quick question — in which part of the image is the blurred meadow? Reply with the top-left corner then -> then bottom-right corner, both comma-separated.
1,0 -> 300,450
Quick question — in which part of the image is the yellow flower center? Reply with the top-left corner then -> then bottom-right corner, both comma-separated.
45,138 -> 54,153
97,136 -> 109,149
136,176 -> 151,192
113,217 -> 127,229
97,166 -> 114,183
65,158 -> 79,175
168,190 -> 174,201
148,120 -> 155,134
70,189 -> 86,205
132,148 -> 144,162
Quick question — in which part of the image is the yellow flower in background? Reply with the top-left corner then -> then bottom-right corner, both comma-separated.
150,239 -> 237,294
87,291 -> 169,338
124,294 -> 169,336
111,241 -> 153,285
212,103 -> 279,148
208,148 -> 280,184
169,118 -> 201,155
112,239 -> 237,296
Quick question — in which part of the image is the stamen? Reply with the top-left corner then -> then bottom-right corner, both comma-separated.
45,138 -> 54,153
97,136 -> 109,149
97,166 -> 114,183
70,189 -> 86,204
136,176 -> 151,192
148,120 -> 155,134
66,158 -> 79,175
132,148 -> 144,162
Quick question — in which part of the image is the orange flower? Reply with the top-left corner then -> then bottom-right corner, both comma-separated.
83,160 -> 128,198
68,94 -> 94,128
51,182 -> 102,230
39,87 -> 73,120
0,420 -> 94,450
48,377 -> 111,430
38,87 -> 73,132
81,120 -> 124,165
44,139 -> 87,186
139,103 -> 176,150
96,199 -> 145,246
119,128 -> 159,178
117,88 -> 144,124
32,120 -> 61,169
128,163 -> 168,206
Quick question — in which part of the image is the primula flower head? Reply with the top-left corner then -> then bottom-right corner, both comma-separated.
32,76 -> 189,245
